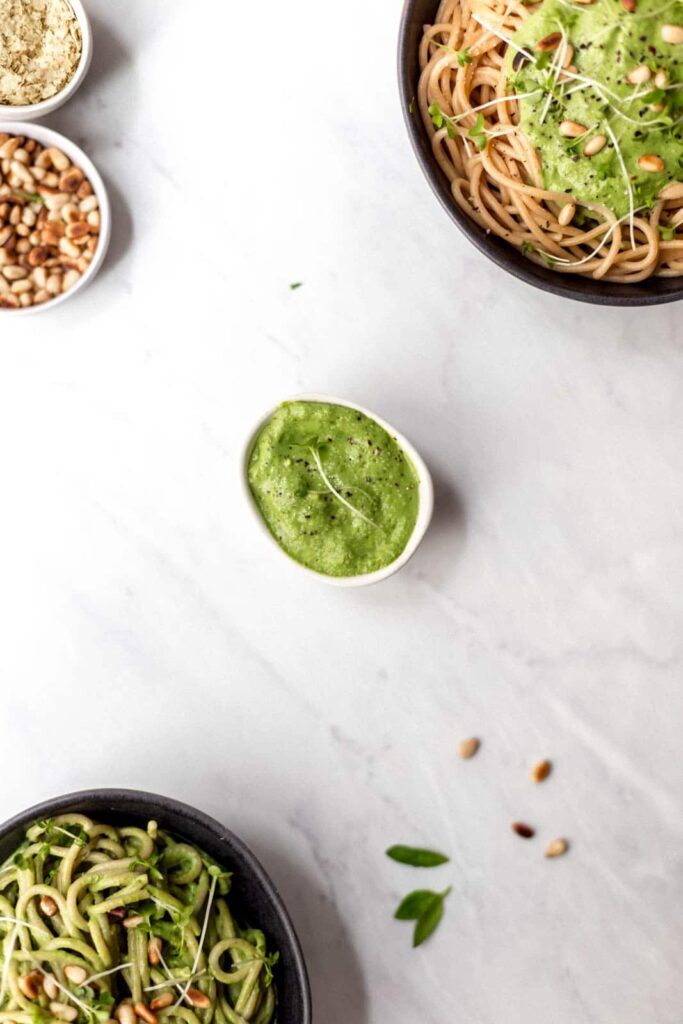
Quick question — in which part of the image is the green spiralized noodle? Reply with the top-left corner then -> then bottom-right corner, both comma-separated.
0,818 -> 277,1024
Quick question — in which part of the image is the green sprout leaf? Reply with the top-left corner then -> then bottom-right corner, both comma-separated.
428,101 -> 445,129
289,282 -> 303,290
386,845 -> 449,868
467,113 -> 487,151
456,47 -> 472,67
659,224 -> 677,240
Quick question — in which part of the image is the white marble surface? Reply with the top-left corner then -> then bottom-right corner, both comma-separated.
1,1 -> 683,1020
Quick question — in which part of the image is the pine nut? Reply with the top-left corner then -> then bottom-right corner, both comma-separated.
149,994 -> 173,1011
59,238 -> 81,258
512,822 -> 535,838
638,154 -> 665,172
50,1003 -> 78,1022
0,294 -> 19,308
39,893 -> 58,917
545,838 -> 569,858
64,965 -> 88,986
530,759 -> 553,782
147,938 -> 162,966
662,23 -> 683,43
66,222 -> 90,242
3,265 -> 27,280
583,134 -> 607,156
12,279 -> 33,294
59,168 -> 84,193
123,914 -> 144,929
659,182 -> 683,200
18,972 -> 42,1000
34,288 -> 50,304
559,120 -> 587,137
134,1003 -> 158,1024
561,44 -> 574,68
45,147 -> 70,171
457,737 -> 480,759
116,1004 -> 136,1024
626,64 -> 651,84
18,292 -> 32,307
42,974 -> 59,1000
79,195 -> 99,214
655,68 -> 669,88
536,32 -> 563,51
186,990 -> 211,1010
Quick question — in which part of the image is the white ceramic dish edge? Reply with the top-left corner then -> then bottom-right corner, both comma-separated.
0,120 -> 111,317
241,393 -> 434,588
0,0 -> 93,121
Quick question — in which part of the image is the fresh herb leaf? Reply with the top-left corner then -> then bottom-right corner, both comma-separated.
659,224 -> 677,240
456,47 -> 472,67
394,890 -> 440,920
535,51 -> 551,71
289,282 -> 303,290
386,845 -> 449,868
642,88 -> 666,105
521,240 -> 534,256
412,888 -> 451,947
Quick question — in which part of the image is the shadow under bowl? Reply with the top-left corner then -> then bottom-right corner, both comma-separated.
0,789 -> 312,1024
398,0 -> 683,306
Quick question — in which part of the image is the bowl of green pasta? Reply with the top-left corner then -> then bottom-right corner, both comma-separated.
0,790 -> 311,1024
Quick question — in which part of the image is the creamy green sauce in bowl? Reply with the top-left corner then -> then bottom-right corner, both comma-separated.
247,400 -> 423,579
508,0 -> 683,217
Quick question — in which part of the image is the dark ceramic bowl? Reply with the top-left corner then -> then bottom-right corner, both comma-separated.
398,0 -> 683,306
0,789 -> 311,1024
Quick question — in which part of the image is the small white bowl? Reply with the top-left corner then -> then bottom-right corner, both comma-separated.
242,394 -> 434,587
0,120 -> 111,316
0,0 -> 93,121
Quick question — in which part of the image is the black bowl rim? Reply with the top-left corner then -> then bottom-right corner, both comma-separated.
0,788 -> 312,1024
397,0 -> 683,307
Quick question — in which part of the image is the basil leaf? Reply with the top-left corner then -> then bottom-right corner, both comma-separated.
394,890 -> 440,921
386,845 -> 449,867
413,889 -> 450,947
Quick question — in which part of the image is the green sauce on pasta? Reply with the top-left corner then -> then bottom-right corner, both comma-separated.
0,816 -> 277,1024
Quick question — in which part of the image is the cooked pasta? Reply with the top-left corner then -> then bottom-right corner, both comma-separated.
417,0 -> 683,280
0,816 -> 277,1024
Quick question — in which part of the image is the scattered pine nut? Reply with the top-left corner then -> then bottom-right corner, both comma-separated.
116,1004 -> 136,1024
123,915 -> 144,929
18,972 -> 42,1000
661,23 -> 683,43
458,737 -> 480,759
134,1004 -> 157,1024
530,759 -> 553,783
638,154 -> 665,172
43,975 -> 59,1000
559,120 -> 588,138
626,64 -> 651,84
50,1003 -> 78,1022
621,0 -> 636,13
536,32 -> 563,51
558,202 -> 576,227
64,965 -> 88,986
512,822 -> 535,839
40,894 -> 58,917
655,69 -> 669,89
147,937 -> 162,966
561,44 -> 574,68
186,990 -> 211,1010
149,994 -> 174,1012
583,135 -> 607,157
659,182 -> 683,200
545,838 -> 569,858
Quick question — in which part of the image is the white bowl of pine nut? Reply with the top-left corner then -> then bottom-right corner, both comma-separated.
0,122 -> 110,314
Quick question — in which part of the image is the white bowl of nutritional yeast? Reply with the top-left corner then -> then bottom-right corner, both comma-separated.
242,393 -> 434,588
0,0 -> 93,121
0,120 -> 111,316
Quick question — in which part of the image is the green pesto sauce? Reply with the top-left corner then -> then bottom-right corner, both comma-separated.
248,401 -> 420,577
508,0 -> 683,216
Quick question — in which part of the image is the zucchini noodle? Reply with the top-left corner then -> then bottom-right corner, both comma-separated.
0,817 -> 277,1024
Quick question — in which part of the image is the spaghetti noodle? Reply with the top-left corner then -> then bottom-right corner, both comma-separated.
417,0 -> 683,280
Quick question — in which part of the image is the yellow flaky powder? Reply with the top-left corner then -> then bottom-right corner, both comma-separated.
0,0 -> 82,106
